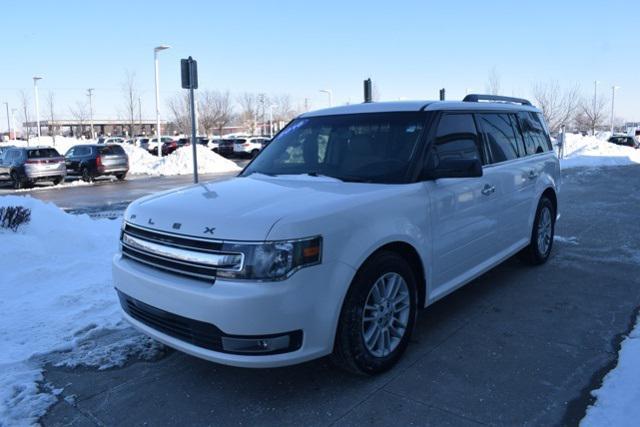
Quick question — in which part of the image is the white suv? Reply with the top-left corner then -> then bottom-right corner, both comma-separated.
113,95 -> 560,374
233,137 -> 270,158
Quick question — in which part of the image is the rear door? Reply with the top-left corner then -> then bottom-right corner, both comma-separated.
476,112 -> 533,251
426,113 -> 503,299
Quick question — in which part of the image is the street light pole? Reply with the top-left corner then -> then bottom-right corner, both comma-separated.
3,102 -> 9,139
87,88 -> 95,140
610,85 -> 620,135
154,45 -> 170,156
11,109 -> 17,140
319,89 -> 332,107
268,104 -> 276,138
592,80 -> 599,136
33,76 -> 43,140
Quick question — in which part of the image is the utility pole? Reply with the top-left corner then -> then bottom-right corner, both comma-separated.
33,76 -> 43,139
154,45 -> 170,156
610,86 -> 620,135
138,96 -> 142,136
87,88 -> 95,139
319,89 -> 333,107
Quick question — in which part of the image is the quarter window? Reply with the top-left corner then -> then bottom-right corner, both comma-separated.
477,113 -> 521,163
518,112 -> 553,154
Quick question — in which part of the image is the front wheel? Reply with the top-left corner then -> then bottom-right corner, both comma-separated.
519,196 -> 555,265
332,251 -> 417,375
10,171 -> 23,189
251,149 -> 260,158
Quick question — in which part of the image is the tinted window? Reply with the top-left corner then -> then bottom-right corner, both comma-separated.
243,113 -> 425,184
27,148 -> 60,159
477,114 -> 520,163
99,145 -> 125,155
518,112 -> 553,154
432,114 -> 482,163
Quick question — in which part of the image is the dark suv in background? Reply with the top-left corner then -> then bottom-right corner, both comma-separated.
0,146 -> 66,189
65,144 -> 129,182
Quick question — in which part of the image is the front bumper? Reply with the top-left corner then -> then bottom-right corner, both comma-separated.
112,254 -> 355,368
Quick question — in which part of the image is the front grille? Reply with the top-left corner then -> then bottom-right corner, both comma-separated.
120,223 -> 239,282
118,290 -> 303,355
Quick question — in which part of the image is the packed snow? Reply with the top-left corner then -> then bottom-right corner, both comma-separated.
0,195 -> 162,426
581,315 -> 640,427
2,136 -> 241,177
559,133 -> 640,169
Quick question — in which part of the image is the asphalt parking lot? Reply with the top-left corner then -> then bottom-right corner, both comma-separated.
40,165 -> 640,426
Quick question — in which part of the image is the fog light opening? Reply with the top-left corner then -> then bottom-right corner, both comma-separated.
221,334 -> 291,354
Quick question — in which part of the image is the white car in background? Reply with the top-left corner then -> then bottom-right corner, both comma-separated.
97,137 -> 125,144
233,137 -> 270,158
113,95 -> 560,375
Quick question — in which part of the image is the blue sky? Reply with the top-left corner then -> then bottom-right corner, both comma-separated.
1,0 -> 638,128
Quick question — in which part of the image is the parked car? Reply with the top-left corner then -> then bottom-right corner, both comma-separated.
607,135 -> 639,149
233,137 -> 270,158
0,146 -> 66,188
216,138 -> 236,157
147,137 -> 176,155
65,144 -> 129,182
97,137 -> 125,144
208,137 -> 222,153
113,95 -> 560,375
0,145 -> 15,160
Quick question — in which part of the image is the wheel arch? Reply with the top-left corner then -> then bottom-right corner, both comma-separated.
541,187 -> 558,214
353,241 -> 427,310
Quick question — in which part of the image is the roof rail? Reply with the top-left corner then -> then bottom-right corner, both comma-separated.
463,94 -> 532,106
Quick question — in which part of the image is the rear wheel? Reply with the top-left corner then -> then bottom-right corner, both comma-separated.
10,171 -> 23,189
81,167 -> 94,183
115,173 -> 127,181
520,196 -> 555,265
52,176 -> 64,185
251,149 -> 260,158
332,251 -> 417,375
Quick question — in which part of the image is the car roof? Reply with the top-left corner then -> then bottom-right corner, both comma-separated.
299,100 -> 540,118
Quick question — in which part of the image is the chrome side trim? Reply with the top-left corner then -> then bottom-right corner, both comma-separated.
122,233 -> 244,271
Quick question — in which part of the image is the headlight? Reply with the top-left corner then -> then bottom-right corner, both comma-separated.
217,236 -> 322,281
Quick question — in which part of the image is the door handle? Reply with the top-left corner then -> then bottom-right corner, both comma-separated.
481,184 -> 496,196
528,170 -> 538,180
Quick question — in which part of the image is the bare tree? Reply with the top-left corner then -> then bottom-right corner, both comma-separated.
531,81 -> 580,134
167,93 -> 191,135
19,90 -> 30,142
576,94 -> 608,135
485,67 -> 501,95
213,91 -> 233,136
46,91 -> 57,144
122,70 -> 139,137
238,93 -> 258,134
69,101 -> 89,138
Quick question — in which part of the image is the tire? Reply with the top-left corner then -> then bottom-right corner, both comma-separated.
10,171 -> 23,190
81,167 -> 94,183
52,176 -> 64,185
519,196 -> 556,265
115,173 -> 127,181
332,251 -> 417,375
251,149 -> 259,158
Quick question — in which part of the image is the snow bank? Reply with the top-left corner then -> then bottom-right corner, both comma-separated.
581,315 -> 640,427
122,144 -> 240,176
560,134 -> 640,169
0,196 -> 160,425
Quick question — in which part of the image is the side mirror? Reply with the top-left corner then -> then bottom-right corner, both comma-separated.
424,157 -> 483,180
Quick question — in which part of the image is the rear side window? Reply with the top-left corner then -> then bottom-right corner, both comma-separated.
518,112 -> 553,154
432,114 -> 483,163
27,148 -> 60,159
476,114 -> 521,163
99,145 -> 125,155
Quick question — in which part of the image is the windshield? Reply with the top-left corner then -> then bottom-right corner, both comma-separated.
242,112 -> 425,183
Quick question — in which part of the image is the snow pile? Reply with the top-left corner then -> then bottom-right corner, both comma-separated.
581,315 -> 640,427
0,195 -> 160,425
560,134 -> 640,169
122,144 -> 240,176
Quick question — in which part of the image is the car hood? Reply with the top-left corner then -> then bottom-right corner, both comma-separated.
124,174 -> 405,241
